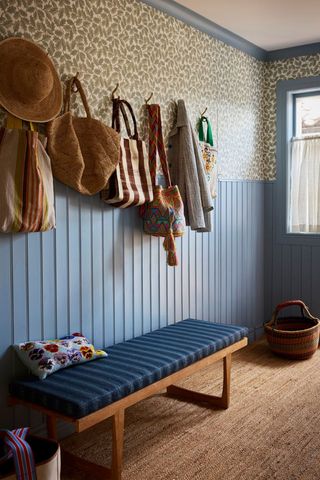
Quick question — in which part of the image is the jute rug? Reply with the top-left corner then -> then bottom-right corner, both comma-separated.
62,339 -> 320,480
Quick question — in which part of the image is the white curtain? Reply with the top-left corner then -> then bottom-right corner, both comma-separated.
290,137 -> 320,233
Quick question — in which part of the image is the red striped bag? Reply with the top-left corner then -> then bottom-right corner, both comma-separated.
0,115 -> 55,233
101,98 -> 153,208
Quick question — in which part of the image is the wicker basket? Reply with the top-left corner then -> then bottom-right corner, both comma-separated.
265,300 -> 320,360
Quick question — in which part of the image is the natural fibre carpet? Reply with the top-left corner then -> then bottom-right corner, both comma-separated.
62,339 -> 320,480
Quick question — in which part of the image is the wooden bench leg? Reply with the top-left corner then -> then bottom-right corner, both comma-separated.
61,411 -> 126,480
46,414 -> 58,440
112,409 -> 125,480
167,353 -> 232,409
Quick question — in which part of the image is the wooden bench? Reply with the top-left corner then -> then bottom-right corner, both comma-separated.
9,319 -> 248,479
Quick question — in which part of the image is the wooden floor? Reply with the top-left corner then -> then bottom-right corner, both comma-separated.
62,339 -> 320,480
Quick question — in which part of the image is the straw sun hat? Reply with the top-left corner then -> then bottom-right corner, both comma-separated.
0,37 -> 62,122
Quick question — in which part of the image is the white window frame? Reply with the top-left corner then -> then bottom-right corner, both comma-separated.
276,76 -> 320,245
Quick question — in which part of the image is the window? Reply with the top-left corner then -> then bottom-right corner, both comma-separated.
276,76 -> 320,244
289,91 -> 320,233
294,93 -> 320,137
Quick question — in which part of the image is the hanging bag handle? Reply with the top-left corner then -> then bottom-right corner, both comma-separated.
6,114 -> 37,132
112,98 -> 139,140
0,428 -> 37,480
198,116 -> 214,146
63,76 -> 92,118
147,104 -> 172,187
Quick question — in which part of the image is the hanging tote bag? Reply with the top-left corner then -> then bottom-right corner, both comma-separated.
0,115 -> 55,233
47,76 -> 120,195
0,428 -> 60,480
142,104 -> 185,266
198,115 -> 218,198
101,97 -> 153,207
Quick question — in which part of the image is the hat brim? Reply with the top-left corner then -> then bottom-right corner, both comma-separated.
0,37 -> 62,123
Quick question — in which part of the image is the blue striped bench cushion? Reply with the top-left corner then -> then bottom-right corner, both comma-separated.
9,319 -> 248,418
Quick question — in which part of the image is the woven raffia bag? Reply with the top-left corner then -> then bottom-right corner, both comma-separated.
264,300 -> 320,360
47,76 -> 120,195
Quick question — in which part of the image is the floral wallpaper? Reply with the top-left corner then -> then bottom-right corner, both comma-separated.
262,54 -> 320,180
0,0 -> 265,180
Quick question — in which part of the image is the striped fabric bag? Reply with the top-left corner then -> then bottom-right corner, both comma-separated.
101,98 -> 153,208
0,428 -> 61,480
0,428 -> 36,480
0,115 -> 55,233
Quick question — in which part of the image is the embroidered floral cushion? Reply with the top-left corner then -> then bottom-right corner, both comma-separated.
13,333 -> 107,380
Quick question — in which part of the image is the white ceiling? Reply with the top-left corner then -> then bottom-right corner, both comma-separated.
175,0 -> 320,50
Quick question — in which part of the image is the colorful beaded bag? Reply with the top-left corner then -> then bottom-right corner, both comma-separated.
142,104 -> 185,266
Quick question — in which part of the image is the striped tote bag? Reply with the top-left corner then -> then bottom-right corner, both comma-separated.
0,115 -> 55,233
101,98 -> 153,208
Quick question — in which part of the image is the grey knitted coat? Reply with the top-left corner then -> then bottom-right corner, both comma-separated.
167,100 -> 213,232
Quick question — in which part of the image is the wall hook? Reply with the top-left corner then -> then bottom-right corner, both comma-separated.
200,107 -> 208,117
145,92 -> 153,104
72,72 -> 80,93
111,83 -> 120,99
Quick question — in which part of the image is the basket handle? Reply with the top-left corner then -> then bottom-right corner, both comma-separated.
275,300 -> 307,313
272,300 -> 316,329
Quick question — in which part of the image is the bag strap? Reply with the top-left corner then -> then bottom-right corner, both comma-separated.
198,116 -> 214,147
63,76 -> 92,118
147,104 -> 171,187
111,97 -> 139,140
0,428 -> 37,480
6,114 -> 36,132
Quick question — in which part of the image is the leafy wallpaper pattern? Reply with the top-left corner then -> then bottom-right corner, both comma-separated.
1,0 -> 320,180
0,0 -> 265,180
262,54 -> 320,180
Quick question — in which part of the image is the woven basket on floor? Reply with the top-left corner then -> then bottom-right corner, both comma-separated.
265,300 -> 320,360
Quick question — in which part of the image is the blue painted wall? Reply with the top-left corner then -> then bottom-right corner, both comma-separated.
264,182 -> 320,322
0,179 -> 265,429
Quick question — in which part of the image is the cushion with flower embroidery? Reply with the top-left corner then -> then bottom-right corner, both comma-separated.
13,333 -> 107,380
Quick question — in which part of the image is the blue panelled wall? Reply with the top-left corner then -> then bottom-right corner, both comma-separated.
0,179 -> 265,429
264,182 -> 320,323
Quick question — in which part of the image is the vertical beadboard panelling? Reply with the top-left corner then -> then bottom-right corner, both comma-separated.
0,179 -> 265,429
142,235 -> 151,333
67,189 -> 81,334
133,220 -> 143,335
113,209 -> 124,343
123,209 -> 134,340
41,231 -> 56,340
102,207 -> 115,347
91,197 -> 104,347
264,182 -> 320,323
188,228 -> 196,318
0,235 -> 13,428
181,230 -> 190,320
55,183 -> 69,338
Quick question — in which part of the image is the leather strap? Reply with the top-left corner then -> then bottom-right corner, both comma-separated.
147,104 -> 171,187
64,76 -> 92,118
112,97 -> 139,140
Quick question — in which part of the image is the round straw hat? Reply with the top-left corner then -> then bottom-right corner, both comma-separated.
0,37 -> 62,122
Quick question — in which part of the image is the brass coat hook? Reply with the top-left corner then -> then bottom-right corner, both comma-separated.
111,83 -> 120,99
71,72 -> 80,93
145,92 -> 153,104
200,107 -> 208,117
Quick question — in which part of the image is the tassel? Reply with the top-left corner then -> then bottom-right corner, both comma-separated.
167,248 -> 178,267
163,231 -> 178,267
